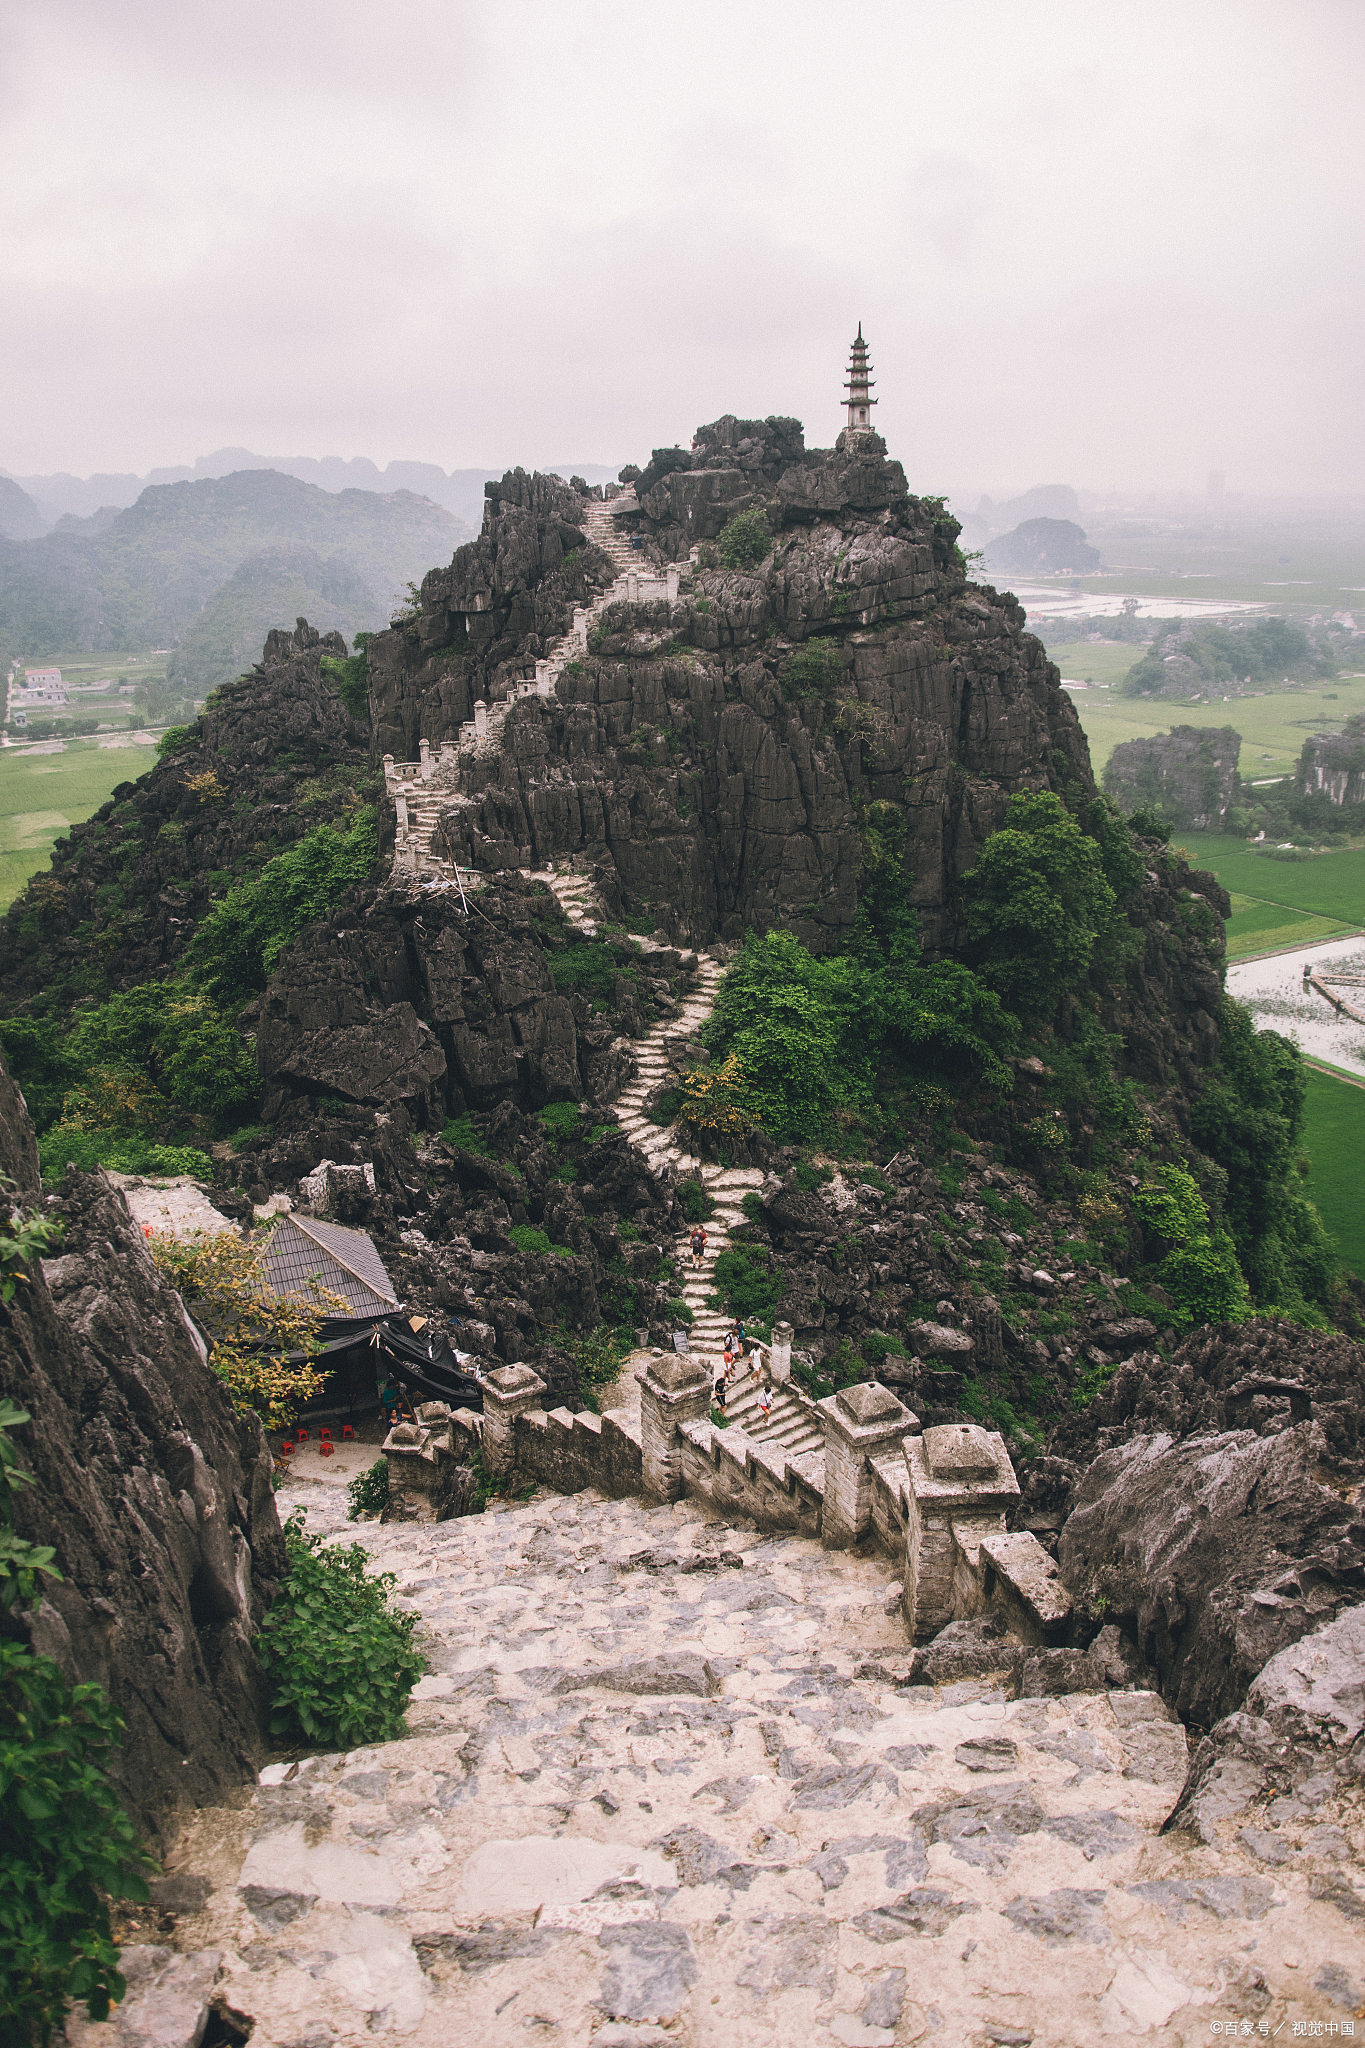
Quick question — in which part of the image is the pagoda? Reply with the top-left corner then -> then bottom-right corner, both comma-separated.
843,323 -> 876,433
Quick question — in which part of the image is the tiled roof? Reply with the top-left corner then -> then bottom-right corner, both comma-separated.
259,1214 -> 398,1317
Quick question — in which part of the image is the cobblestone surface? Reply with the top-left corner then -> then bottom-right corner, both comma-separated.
150,1482 -> 1365,2047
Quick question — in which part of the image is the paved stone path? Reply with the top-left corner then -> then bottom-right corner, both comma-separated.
154,1477 -> 1361,2047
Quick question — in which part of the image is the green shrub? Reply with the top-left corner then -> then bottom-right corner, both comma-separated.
537,1102 -> 582,1145
347,1456 -> 390,1519
860,1331 -> 908,1366
0,1018 -> 76,1135
706,1245 -> 784,1320
38,1130 -> 214,1181
704,930 -> 1015,1145
794,1159 -> 833,1192
962,791 -> 1118,1022
442,1114 -> 492,1156
563,1327 -> 627,1403
255,1512 -> 424,1746
0,1644 -> 153,2042
154,725 -> 192,758
665,1298 -> 694,1326
678,1179 -> 715,1223
1132,1163 -> 1206,1251
1160,1229 -> 1251,1327
548,941 -> 634,1005
508,1224 -> 573,1259
716,509 -> 773,571
62,984 -> 258,1127
784,638 -> 843,699
188,807 -> 378,1005
0,1401 -> 154,2041
318,650 -> 370,722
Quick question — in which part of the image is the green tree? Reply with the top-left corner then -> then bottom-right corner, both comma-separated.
716,510 -> 773,571
962,791 -> 1116,1020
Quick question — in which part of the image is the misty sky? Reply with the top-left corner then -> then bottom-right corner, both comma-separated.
2,0 -> 1361,496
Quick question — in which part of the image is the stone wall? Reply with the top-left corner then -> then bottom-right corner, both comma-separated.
404,1362 -> 1065,1653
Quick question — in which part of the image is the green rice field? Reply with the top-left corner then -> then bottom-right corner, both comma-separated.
0,741 -> 158,909
1173,835 -> 1365,957
1301,1067 -> 1365,1280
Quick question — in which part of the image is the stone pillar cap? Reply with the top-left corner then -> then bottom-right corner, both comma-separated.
646,1352 -> 709,1392
835,1380 -> 906,1426
486,1362 -> 545,1397
924,1422 -> 999,1479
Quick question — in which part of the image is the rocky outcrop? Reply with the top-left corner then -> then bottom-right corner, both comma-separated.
366,470 -> 615,761
1102,725 -> 1241,830
1049,1316 -> 1365,1474
983,517 -> 1100,577
0,619 -> 373,1015
1297,712 -> 1365,807
1057,1424 -> 1365,1732
0,1057 -> 285,1842
1167,1602 -> 1365,1845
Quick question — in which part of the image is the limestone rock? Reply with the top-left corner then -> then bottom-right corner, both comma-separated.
0,1095 -> 283,1839
1058,1423 -> 1365,1728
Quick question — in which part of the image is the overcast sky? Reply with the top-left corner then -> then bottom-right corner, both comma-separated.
2,0 -> 1361,496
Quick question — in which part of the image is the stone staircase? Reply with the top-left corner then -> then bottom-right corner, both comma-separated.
156,1472 -> 1277,2048
509,873 -> 813,1461
385,493 -> 676,883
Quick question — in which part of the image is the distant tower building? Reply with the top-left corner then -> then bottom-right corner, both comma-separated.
844,325 -> 876,433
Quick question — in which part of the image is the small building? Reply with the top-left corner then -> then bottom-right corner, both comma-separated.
16,668 -> 66,705
260,1213 -> 399,1317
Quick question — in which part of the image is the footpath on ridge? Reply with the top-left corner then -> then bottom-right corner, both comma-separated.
524,866 -> 824,1467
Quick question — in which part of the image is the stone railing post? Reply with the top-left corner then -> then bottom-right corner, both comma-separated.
769,1320 -> 794,1384
638,1351 -> 712,1504
474,699 -> 488,736
901,1424 -> 1020,1642
419,737 -> 433,781
817,1381 -> 916,1549
394,791 -> 409,837
382,753 -> 396,790
481,1363 -> 547,1478
626,570 -> 639,603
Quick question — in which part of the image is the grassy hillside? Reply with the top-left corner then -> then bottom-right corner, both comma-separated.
0,468 -> 468,665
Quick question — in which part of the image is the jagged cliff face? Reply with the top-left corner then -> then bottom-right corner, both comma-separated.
367,468 -> 612,763
0,1056 -> 284,1842
367,425 -> 1089,961
1298,711 -> 1365,806
363,420 -> 1223,1095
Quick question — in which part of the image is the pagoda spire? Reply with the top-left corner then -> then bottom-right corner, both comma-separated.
843,322 -> 877,432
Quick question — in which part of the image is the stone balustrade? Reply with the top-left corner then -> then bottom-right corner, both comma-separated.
383,1356 -> 1066,1649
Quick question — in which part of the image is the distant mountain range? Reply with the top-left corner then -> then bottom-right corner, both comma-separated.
0,467 -> 471,681
1,451 -> 620,534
